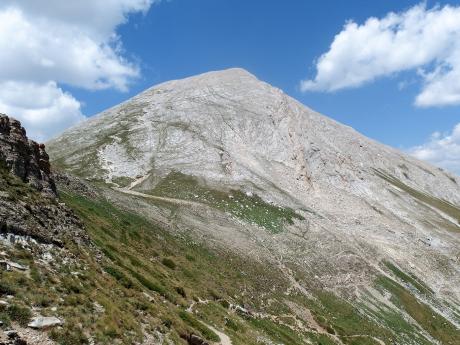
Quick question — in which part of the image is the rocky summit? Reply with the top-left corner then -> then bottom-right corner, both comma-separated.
0,69 -> 459,344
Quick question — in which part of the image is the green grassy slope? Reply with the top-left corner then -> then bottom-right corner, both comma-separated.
140,171 -> 305,234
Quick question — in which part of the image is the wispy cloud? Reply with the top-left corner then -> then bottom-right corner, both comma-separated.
0,0 -> 158,141
409,124 -> 460,175
301,3 -> 460,108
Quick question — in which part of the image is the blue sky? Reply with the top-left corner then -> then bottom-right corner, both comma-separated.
1,0 -> 460,172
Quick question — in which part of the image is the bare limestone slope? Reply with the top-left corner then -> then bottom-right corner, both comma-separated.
48,68 -> 460,343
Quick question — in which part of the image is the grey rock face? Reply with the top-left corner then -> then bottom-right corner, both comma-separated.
0,115 -> 55,195
53,172 -> 98,199
47,68 -> 460,325
0,199 -> 83,245
0,114 -> 85,244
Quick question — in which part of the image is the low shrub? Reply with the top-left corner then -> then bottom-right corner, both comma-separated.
104,266 -> 134,289
7,304 -> 32,326
0,281 -> 16,296
225,317 -> 239,331
162,258 -> 176,270
175,286 -> 186,298
50,325 -> 89,345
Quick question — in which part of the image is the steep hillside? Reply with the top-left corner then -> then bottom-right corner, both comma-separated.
44,69 -> 460,344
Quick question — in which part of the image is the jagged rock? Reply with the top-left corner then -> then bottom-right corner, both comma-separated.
0,200 -> 84,245
0,114 -> 87,244
0,114 -> 56,196
27,316 -> 62,329
53,172 -> 98,199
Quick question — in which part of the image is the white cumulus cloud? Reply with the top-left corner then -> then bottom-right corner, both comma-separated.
409,124 -> 460,175
0,0 -> 157,141
0,81 -> 83,142
301,3 -> 460,107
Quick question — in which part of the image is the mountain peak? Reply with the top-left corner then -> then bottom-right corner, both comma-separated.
46,69 -> 460,340
146,67 -> 263,95
182,67 -> 258,81
199,67 -> 256,77
48,69 -> 459,208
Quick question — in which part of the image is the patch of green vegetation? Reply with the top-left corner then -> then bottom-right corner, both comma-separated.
375,275 -> 460,344
308,333 -> 338,345
50,325 -> 89,345
308,291 -> 392,343
111,176 -> 134,188
224,317 -> 239,331
250,317 -> 306,345
162,258 -> 176,270
52,143 -> 105,181
0,162 -> 42,203
0,280 -> 16,296
103,266 -> 134,289
383,261 -> 433,295
360,296 -> 423,345
146,171 -> 304,233
178,311 -> 220,342
6,304 -> 32,326
374,169 -> 460,230
127,267 -> 172,300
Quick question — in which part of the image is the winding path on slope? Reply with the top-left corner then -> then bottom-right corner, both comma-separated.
112,187 -> 206,208
111,173 -> 208,208
203,323 -> 233,345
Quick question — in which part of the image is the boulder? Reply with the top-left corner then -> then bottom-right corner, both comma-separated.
27,316 -> 62,329
4,330 -> 17,339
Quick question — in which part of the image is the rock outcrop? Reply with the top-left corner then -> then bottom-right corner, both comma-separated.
0,114 -> 56,196
0,114 -> 85,244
